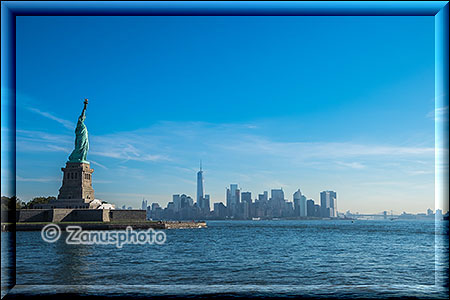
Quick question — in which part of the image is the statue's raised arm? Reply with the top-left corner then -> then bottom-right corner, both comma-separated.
79,98 -> 88,121
69,99 -> 90,163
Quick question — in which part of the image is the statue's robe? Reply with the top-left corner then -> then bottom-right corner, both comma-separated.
68,114 -> 89,162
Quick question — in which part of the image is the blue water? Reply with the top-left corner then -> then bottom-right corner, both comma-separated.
6,220 -> 450,298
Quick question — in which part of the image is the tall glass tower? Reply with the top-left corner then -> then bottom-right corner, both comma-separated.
197,161 -> 204,208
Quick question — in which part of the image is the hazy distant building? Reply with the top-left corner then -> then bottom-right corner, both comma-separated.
203,194 -> 211,212
213,202 -> 227,219
173,194 -> 181,212
167,202 -> 175,213
270,189 -> 285,217
271,189 -> 284,202
293,190 -> 301,216
285,201 -> 294,217
197,162 -> 204,209
180,194 -> 193,208
149,202 -> 163,219
240,192 -> 252,219
300,195 -> 307,217
293,189 -> 307,217
320,190 -> 337,217
258,191 -> 268,202
306,199 -> 315,217
226,184 -> 240,217
330,191 -> 337,217
141,198 -> 148,210
255,192 -> 268,218
241,192 -> 252,204
146,205 -> 151,220
168,194 -> 195,220
314,204 -> 321,217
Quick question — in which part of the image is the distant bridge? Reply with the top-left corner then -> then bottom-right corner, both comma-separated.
347,211 -> 400,219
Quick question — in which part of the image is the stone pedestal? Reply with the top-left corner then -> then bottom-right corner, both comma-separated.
58,162 -> 94,202
35,162 -> 95,208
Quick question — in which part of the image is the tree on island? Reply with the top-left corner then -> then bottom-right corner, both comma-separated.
24,196 -> 56,209
1,195 -> 57,210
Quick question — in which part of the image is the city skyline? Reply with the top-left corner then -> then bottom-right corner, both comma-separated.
147,165 -> 340,220
142,163 -> 444,220
5,15 -> 441,213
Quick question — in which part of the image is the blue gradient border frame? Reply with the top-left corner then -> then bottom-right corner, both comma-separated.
1,1 -> 448,298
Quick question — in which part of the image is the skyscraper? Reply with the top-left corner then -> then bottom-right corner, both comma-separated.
197,161 -> 204,208
203,194 -> 211,212
258,191 -> 268,202
320,190 -> 337,217
320,191 -> 329,217
241,191 -> 252,219
306,199 -> 315,217
293,189 -> 307,217
314,204 -> 321,217
293,189 -> 301,216
213,202 -> 227,218
226,184 -> 240,217
300,195 -> 307,217
330,191 -> 337,217
141,198 -> 147,210
173,194 -> 181,212
270,189 -> 285,217
271,189 -> 284,203
241,192 -> 252,204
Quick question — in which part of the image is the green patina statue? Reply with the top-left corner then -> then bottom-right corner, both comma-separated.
68,99 -> 89,163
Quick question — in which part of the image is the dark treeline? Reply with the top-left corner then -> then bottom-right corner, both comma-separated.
1,196 -> 55,210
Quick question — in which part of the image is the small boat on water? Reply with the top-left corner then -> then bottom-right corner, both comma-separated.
252,217 -> 261,221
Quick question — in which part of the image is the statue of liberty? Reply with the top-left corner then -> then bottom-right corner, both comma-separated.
68,99 -> 89,163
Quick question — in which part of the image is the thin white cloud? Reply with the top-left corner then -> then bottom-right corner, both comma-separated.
91,130 -> 172,162
16,129 -> 72,153
216,136 -> 434,160
90,150 -> 170,162
16,129 -> 71,144
335,161 -> 366,169
90,160 -> 108,170
245,124 -> 258,129
47,145 -> 71,153
16,175 -> 60,182
16,121 -> 435,171
27,107 -> 75,130
408,170 -> 434,175
16,129 -> 170,163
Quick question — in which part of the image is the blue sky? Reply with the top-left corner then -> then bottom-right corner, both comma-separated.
8,16 -> 440,213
